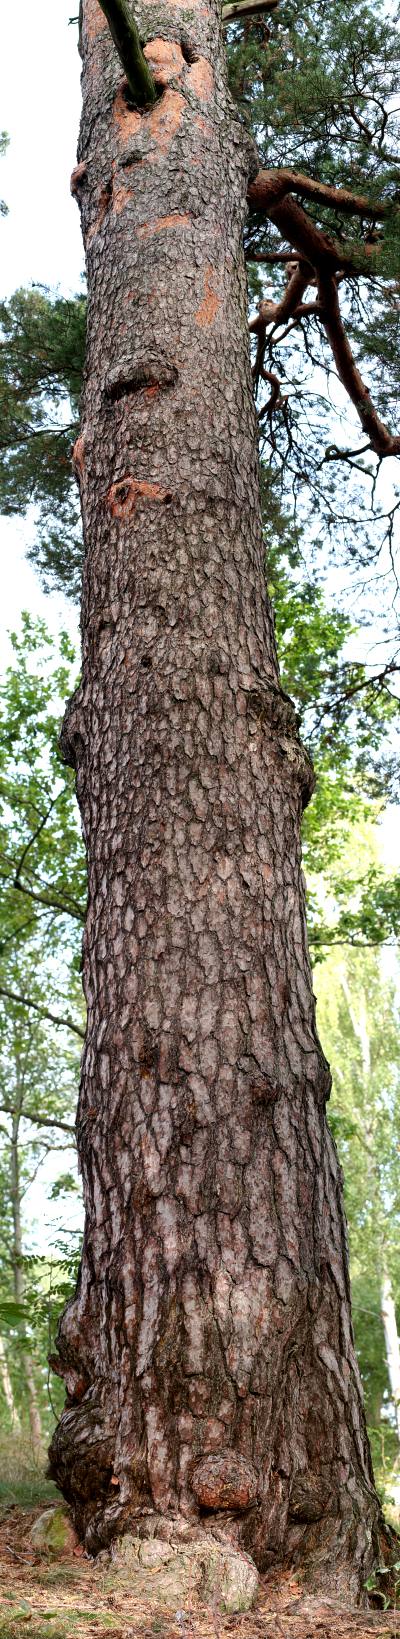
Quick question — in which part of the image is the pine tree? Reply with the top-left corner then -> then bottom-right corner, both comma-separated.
44,0 -> 400,1601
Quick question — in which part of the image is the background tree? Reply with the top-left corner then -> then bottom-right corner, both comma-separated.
0,977 -> 78,1447
317,936 -> 400,1491
0,623 -> 83,1444
0,615 -> 85,978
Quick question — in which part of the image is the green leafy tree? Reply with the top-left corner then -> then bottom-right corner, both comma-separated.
0,614 -> 85,979
0,622 -> 84,1436
0,974 -> 78,1444
316,934 -> 400,1490
240,0 -> 400,583
0,289 -> 85,597
265,491 -> 400,948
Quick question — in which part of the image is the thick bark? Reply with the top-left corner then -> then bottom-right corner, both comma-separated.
50,0 -> 383,1597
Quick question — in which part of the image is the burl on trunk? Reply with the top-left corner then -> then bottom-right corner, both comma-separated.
49,0 -> 383,1598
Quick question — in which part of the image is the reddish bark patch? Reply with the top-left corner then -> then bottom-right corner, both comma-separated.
147,89 -> 185,156
112,181 -> 131,217
143,37 -> 185,86
64,1368 -> 88,1403
107,478 -> 172,518
70,162 -> 87,198
83,0 -> 107,43
192,1451 -> 258,1511
113,83 -> 143,139
137,213 -> 191,239
195,113 -> 213,137
72,433 -> 86,479
195,265 -> 220,327
186,57 -> 214,102
87,181 -> 113,242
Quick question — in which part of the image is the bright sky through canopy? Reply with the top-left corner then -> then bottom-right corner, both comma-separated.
0,1 -> 83,652
0,2 -> 83,299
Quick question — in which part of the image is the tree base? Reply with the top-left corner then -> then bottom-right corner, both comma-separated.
107,1527 -> 259,1613
3,1501 -> 400,1637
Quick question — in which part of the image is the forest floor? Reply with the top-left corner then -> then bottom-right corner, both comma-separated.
2,1500 -> 400,1639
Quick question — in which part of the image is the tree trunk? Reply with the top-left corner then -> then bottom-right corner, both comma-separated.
381,1267 -> 400,1447
0,1333 -> 20,1431
340,979 -> 400,1452
49,0 -> 383,1597
11,1105 -> 43,1454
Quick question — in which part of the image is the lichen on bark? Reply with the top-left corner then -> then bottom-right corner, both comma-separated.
49,0 -> 386,1601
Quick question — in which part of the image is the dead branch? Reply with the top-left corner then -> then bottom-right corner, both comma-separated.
317,271 -> 400,456
0,985 -> 85,1040
247,168 -> 400,459
222,0 -> 279,17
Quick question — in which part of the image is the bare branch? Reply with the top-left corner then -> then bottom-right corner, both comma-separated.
0,986 -> 85,1040
318,271 -> 400,457
246,171 -> 400,460
249,264 -> 310,335
0,1106 -> 75,1136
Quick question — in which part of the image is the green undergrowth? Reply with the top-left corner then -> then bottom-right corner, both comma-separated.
0,1437 -> 58,1511
0,1602 -> 116,1639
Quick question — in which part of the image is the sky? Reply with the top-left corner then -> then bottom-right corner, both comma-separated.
0,0 -> 84,660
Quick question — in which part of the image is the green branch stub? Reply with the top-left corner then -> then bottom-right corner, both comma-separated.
97,0 -> 156,108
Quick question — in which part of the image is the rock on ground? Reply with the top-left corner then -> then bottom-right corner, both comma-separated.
29,1505 -> 78,1556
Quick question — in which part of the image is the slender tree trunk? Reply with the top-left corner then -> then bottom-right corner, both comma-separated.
49,0 -> 384,1597
340,979 -> 400,1451
381,1268 -> 400,1447
10,1103 -> 43,1454
0,1333 -> 20,1430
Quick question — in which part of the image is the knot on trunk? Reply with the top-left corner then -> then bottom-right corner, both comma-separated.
289,1475 -> 331,1522
244,679 -> 315,810
191,1450 -> 257,1511
106,476 -> 173,518
59,688 -> 85,771
104,354 -> 178,402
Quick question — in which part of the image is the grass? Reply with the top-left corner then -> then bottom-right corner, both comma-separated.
0,1436 -> 58,1512
0,1599 -> 118,1639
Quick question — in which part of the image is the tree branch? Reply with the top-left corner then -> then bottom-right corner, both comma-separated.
0,1106 -> 75,1136
317,271 -> 400,457
248,167 -> 390,222
246,170 -> 400,459
249,263 -> 310,336
0,850 -> 85,922
222,0 -> 279,20
268,195 -> 358,274
96,0 -> 156,108
0,986 -> 85,1040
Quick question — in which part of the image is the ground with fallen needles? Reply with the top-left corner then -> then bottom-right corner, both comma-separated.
1,1454 -> 400,1639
